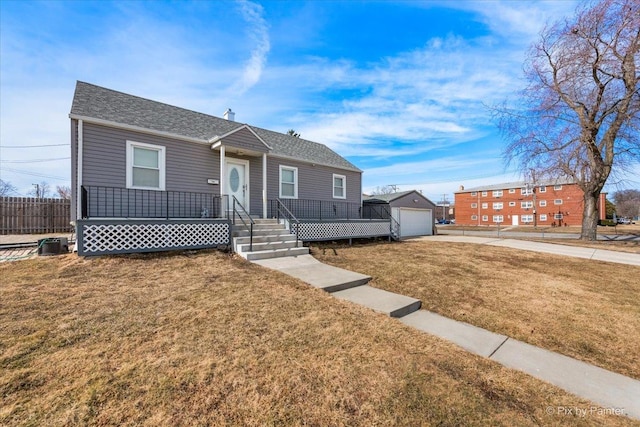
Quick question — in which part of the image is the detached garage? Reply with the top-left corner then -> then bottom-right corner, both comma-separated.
363,190 -> 435,238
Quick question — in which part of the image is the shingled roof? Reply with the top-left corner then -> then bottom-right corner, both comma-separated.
70,81 -> 361,172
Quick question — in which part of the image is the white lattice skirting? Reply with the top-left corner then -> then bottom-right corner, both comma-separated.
296,221 -> 391,241
78,219 -> 230,256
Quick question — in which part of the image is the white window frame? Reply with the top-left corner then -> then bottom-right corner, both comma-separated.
482,215 -> 488,222
332,174 -> 346,199
493,202 -> 503,210
521,187 -> 533,196
540,214 -> 548,221
521,201 -> 533,209
470,192 -> 477,197
508,188 -> 516,194
471,203 -> 477,208
554,185 -> 563,190
481,202 -> 488,209
554,213 -> 564,220
539,200 -> 547,207
471,215 -> 478,220
492,190 -> 503,197
481,191 -> 488,197
539,186 -> 547,193
554,199 -> 563,205
279,165 -> 298,199
521,214 -> 534,223
492,215 -> 504,223
509,201 -> 516,207
126,140 -> 166,191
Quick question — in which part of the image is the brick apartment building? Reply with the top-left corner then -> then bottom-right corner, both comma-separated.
454,181 -> 607,227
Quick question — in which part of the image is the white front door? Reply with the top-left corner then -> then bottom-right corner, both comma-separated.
226,159 -> 249,210
512,215 -> 519,226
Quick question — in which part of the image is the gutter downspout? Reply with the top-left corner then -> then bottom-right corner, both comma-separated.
76,120 -> 83,220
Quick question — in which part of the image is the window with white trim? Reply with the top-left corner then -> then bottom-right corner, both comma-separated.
521,187 -> 533,195
481,202 -> 488,209
482,215 -> 488,222
279,165 -> 298,198
509,201 -> 516,207
471,192 -> 477,197
471,203 -> 477,208
539,186 -> 546,193
521,214 -> 534,223
333,174 -> 346,199
554,199 -> 563,205
126,141 -> 165,190
493,202 -> 503,210
509,188 -> 516,194
493,215 -> 504,223
540,214 -> 548,221
554,213 -> 564,220
539,200 -> 547,207
471,215 -> 478,220
521,201 -> 533,209
481,191 -> 487,197
492,190 -> 503,197
554,185 -> 563,190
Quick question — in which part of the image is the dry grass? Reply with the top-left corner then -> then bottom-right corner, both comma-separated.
312,240 -> 640,382
2,251 -> 637,426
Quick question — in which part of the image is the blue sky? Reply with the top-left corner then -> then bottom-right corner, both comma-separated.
3,0 -> 632,202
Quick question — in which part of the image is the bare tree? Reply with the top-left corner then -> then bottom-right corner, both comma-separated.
499,0 -> 639,240
287,129 -> 300,138
613,189 -> 640,218
371,185 -> 396,195
29,181 -> 50,199
0,179 -> 17,197
56,185 -> 72,200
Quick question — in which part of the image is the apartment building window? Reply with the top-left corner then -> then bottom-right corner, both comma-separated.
509,201 -> 516,207
482,191 -> 487,197
554,199 -> 563,205
492,215 -> 504,223
482,203 -> 488,209
521,187 -> 533,196
539,186 -> 546,193
509,188 -> 516,194
493,202 -> 503,210
554,213 -> 564,220
521,201 -> 533,209
471,192 -> 477,197
554,185 -> 563,190
492,190 -> 503,197
540,214 -> 548,221
539,200 -> 547,207
482,215 -> 488,222
471,215 -> 478,220
471,203 -> 477,208
522,215 -> 534,223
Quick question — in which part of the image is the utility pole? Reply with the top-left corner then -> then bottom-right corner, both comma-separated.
442,194 -> 448,221
32,183 -> 40,199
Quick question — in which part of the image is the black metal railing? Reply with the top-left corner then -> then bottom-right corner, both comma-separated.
274,198 -> 301,247
232,196 -> 254,251
81,185 -> 227,219
268,198 -> 362,220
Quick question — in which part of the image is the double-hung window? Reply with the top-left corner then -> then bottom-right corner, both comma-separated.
493,202 -> 503,210
333,174 -> 346,199
126,141 -> 165,190
279,166 -> 298,199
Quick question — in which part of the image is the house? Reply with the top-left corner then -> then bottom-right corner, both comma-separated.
454,181 -> 607,227
363,190 -> 436,237
70,82 -> 392,256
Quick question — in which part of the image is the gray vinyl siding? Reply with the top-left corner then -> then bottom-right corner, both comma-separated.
266,157 -> 361,204
389,192 -> 436,211
81,123 -> 220,194
222,128 -> 269,154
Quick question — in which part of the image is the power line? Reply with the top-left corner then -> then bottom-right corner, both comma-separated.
1,157 -> 71,163
1,166 -> 68,181
1,143 -> 70,148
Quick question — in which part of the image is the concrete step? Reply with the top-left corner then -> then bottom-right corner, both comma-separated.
234,234 -> 297,245
331,285 -> 421,318
237,240 -> 303,252
233,228 -> 292,238
243,246 -> 310,261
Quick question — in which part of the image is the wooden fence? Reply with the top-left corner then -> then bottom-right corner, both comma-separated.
0,197 -> 72,235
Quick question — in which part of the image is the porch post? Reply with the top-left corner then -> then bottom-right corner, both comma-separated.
262,153 -> 267,218
220,145 -> 226,209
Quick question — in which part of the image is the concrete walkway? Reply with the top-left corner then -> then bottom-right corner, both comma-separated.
421,235 -> 640,266
252,249 -> 640,420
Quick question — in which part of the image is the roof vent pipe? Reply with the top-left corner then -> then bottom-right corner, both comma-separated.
459,185 -> 464,191
224,108 -> 235,121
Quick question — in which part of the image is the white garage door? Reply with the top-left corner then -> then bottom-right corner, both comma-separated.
392,208 -> 433,238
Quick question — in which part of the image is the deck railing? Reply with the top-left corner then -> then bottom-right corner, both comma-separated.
268,198 -> 364,220
81,185 -> 227,219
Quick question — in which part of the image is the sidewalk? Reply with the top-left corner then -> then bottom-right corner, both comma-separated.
421,235 -> 640,266
252,251 -> 640,420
